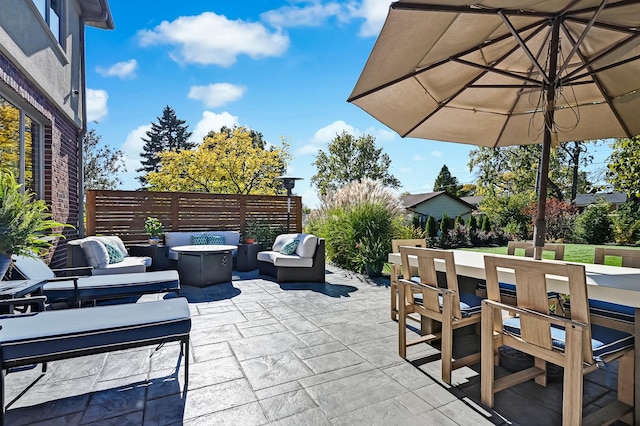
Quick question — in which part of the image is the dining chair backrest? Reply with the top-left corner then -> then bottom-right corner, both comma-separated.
399,246 -> 462,319
506,241 -> 565,260
391,239 -> 427,253
484,255 -> 592,363
594,246 -> 640,268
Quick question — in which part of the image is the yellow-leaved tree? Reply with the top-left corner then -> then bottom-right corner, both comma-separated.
146,126 -> 291,195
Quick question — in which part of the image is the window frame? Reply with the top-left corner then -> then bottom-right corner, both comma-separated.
31,0 -> 65,46
0,89 -> 45,197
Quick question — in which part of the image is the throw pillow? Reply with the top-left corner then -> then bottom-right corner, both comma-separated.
206,234 -> 225,245
104,241 -> 124,264
279,239 -> 299,255
191,234 -> 208,245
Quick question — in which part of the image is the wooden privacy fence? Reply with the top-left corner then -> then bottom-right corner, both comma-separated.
85,190 -> 302,244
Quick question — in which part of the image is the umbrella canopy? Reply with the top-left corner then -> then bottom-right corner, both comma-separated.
348,0 -> 640,256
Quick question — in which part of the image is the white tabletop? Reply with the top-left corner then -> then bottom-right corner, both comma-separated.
388,249 -> 640,308
172,245 -> 238,253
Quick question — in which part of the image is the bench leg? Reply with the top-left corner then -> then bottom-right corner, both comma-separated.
183,336 -> 189,388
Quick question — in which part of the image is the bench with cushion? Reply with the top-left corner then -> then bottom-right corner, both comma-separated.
0,297 -> 191,422
257,233 -> 325,282
67,236 -> 151,275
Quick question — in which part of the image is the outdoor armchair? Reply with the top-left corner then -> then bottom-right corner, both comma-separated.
481,255 -> 634,425
390,238 -> 426,321
398,246 -> 482,384
11,255 -> 180,307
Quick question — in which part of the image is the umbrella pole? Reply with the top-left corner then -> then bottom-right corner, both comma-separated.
533,19 -> 560,260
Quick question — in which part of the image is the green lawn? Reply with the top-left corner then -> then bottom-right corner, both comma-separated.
462,243 -> 640,266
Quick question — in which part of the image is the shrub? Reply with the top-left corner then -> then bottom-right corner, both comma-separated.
469,215 -> 478,231
455,215 -> 465,226
612,200 -> 640,245
481,216 -> 491,232
572,200 -> 613,244
440,213 -> 452,233
426,216 -> 438,238
479,193 -> 534,239
305,179 -> 404,273
523,199 -> 577,242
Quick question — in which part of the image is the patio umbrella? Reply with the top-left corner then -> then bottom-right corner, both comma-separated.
348,0 -> 640,258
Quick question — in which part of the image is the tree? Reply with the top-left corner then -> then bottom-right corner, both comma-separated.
311,131 -> 400,196
145,126 -> 290,195
607,136 -> 640,200
137,106 -> 194,187
433,165 -> 461,196
83,129 -> 126,190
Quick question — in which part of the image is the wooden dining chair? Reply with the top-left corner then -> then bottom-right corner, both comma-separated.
481,255 -> 634,425
478,241 -> 565,310
587,247 -> 639,333
390,238 -> 427,321
398,246 -> 482,384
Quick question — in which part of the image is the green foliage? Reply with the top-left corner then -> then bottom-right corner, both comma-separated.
137,105 -> 194,187
455,215 -> 465,226
572,200 -> 613,244
522,199 -> 578,242
354,229 -> 388,276
310,131 -> 400,197
608,136 -> 640,198
433,165 -> 461,196
144,217 -> 163,237
245,219 -> 287,249
83,129 -> 126,190
611,200 -> 640,245
469,215 -> 478,231
426,216 -> 438,238
479,193 -> 534,239
0,170 -> 67,256
482,216 -> 491,232
306,179 -> 404,273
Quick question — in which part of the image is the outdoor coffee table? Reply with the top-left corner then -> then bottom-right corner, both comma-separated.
172,245 -> 237,287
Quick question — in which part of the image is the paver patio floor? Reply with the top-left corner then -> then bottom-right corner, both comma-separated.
4,266 -> 625,425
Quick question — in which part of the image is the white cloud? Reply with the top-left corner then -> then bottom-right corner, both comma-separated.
348,0 -> 390,37
192,111 -> 239,142
296,120 -> 355,156
188,83 -> 246,108
96,59 -> 138,79
431,150 -> 444,158
138,12 -> 289,67
412,154 -> 424,161
86,89 -> 108,122
261,2 -> 346,28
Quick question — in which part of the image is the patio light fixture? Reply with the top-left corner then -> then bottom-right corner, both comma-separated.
275,175 -> 303,231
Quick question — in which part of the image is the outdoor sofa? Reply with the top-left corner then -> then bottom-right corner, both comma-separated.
257,233 -> 325,282
67,236 -> 151,274
164,231 -> 241,264
0,297 -> 191,423
12,255 -> 180,307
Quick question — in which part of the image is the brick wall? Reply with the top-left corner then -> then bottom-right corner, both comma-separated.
0,51 -> 81,267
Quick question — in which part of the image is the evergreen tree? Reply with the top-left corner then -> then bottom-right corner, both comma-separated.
426,216 -> 438,238
137,106 -> 194,187
469,215 -> 478,231
482,216 -> 491,232
455,215 -> 465,226
433,165 -> 461,196
440,213 -> 452,234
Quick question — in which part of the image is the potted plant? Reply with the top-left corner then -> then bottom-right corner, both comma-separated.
354,231 -> 388,278
0,170 -> 67,279
144,217 -> 163,245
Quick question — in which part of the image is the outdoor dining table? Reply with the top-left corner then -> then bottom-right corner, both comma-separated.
388,249 -> 640,421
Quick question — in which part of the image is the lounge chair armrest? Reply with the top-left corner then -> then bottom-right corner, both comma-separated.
52,266 -> 93,277
0,296 -> 47,313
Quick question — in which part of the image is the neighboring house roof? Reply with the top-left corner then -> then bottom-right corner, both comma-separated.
574,192 -> 627,207
401,191 -> 476,210
461,195 -> 483,206
78,0 -> 115,29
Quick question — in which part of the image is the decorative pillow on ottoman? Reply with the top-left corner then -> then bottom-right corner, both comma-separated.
280,239 -> 299,255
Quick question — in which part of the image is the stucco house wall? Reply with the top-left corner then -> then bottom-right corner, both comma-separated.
0,0 -> 112,266
412,195 -> 472,221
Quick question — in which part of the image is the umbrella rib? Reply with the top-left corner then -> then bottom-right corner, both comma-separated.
499,10 -> 550,85
452,58 -> 543,86
568,53 -> 640,83
561,24 -> 635,138
555,0 -> 607,79
391,2 -> 555,18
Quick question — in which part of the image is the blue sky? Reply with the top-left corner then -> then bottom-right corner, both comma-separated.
84,0 -> 612,207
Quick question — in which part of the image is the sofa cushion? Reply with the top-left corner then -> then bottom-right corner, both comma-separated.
296,234 -> 318,258
272,234 -> 298,252
280,239 -> 299,255
97,236 -> 129,257
257,251 -> 314,268
90,257 -> 150,275
80,239 -> 110,269
165,231 -> 241,260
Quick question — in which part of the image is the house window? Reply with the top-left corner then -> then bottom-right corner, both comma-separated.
33,0 -> 63,43
0,94 -> 43,196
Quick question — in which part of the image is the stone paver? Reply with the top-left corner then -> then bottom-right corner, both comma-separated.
3,265 -> 624,425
